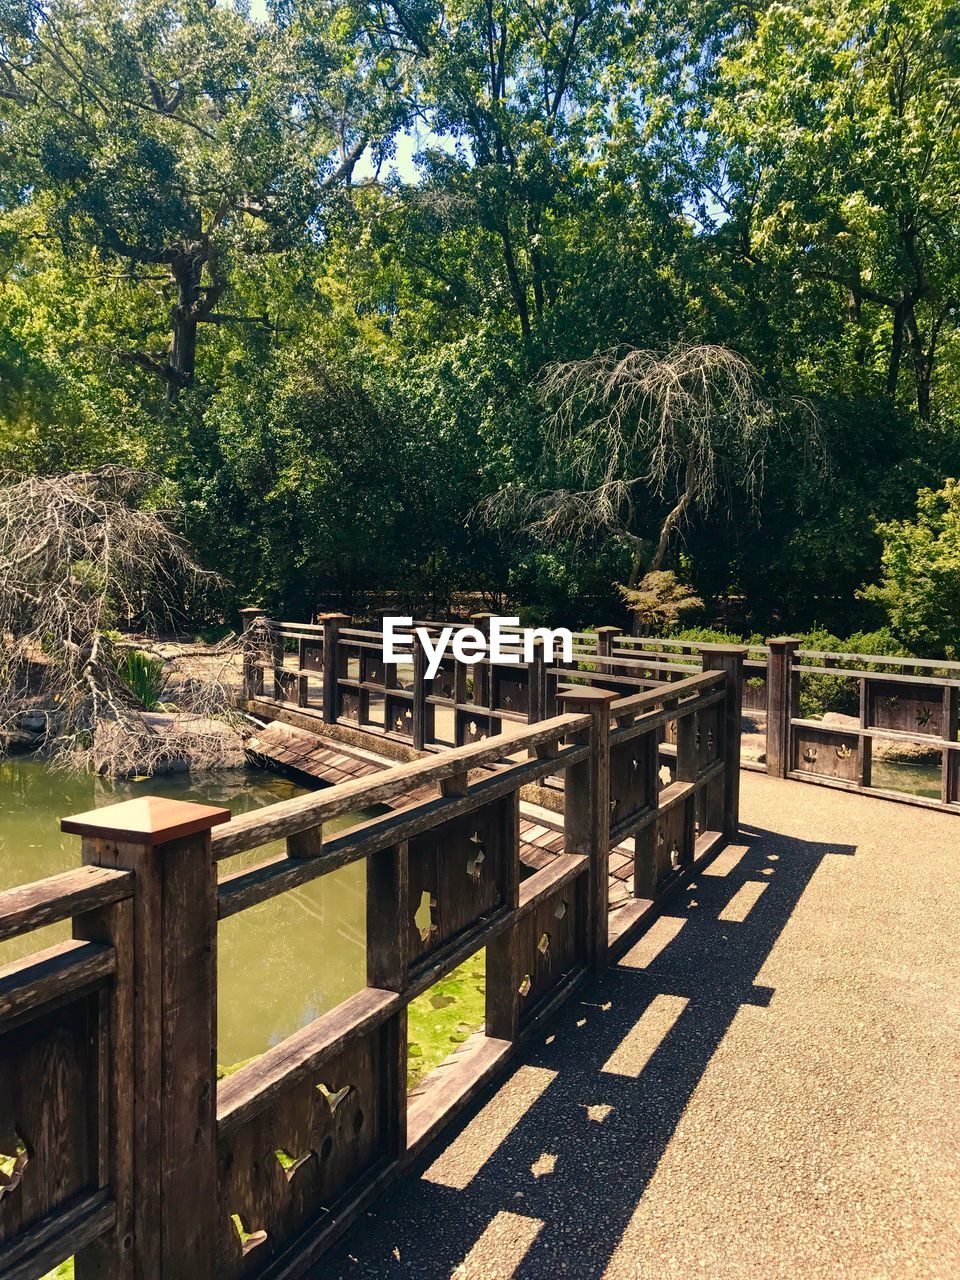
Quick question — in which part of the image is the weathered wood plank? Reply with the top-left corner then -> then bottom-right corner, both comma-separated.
0,868 -> 133,945
212,713 -> 589,859
609,688 -> 726,746
0,1190 -> 116,1280
217,988 -> 400,1138
558,688 -> 617,974
406,1034 -> 512,1155
217,746 -> 590,918
0,941 -> 114,1030
74,893 -> 135,1280
517,853 -> 588,915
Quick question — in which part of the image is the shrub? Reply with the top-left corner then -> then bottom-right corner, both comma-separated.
861,479 -> 960,657
115,649 -> 168,711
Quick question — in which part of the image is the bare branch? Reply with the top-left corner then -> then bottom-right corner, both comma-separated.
0,467 -> 246,775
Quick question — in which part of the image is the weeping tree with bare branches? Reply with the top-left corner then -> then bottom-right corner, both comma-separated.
483,343 -> 817,622
0,466 -> 247,775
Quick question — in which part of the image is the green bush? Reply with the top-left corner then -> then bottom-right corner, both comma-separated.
667,623 -> 906,718
793,626 -> 904,718
861,479 -> 960,657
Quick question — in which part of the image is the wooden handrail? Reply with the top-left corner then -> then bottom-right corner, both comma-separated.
610,669 -> 725,716
3,627 -> 748,1278
211,711 -> 589,859
0,865 -> 134,944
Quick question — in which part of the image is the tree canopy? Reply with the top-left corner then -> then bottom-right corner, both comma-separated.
2,0 -> 959,650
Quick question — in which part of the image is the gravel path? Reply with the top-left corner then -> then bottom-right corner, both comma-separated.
323,773 -> 960,1279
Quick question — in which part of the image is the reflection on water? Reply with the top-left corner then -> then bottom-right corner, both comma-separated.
871,757 -> 943,801
0,758 -> 368,1066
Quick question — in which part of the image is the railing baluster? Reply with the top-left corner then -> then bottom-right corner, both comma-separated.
766,636 -> 800,780
320,612 -> 350,724
700,644 -> 747,838
558,688 -> 618,974
943,685 -> 959,805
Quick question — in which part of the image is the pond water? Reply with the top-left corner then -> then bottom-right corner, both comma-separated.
0,758 -> 367,1068
871,757 -> 943,801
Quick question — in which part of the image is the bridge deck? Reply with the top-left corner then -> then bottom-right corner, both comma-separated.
319,771 -> 960,1279
247,718 -> 640,912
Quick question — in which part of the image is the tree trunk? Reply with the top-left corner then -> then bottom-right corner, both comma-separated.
499,227 -> 531,342
903,303 -> 932,420
167,251 -> 205,401
886,300 -> 905,398
649,461 -> 697,573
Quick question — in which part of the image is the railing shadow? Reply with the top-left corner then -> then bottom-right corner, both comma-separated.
324,824 -> 856,1278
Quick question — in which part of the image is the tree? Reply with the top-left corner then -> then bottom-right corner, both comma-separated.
862,478 -> 960,655
484,343 -> 803,591
701,0 -> 960,419
618,570 -> 702,633
0,0 -> 404,396
354,0 -> 647,346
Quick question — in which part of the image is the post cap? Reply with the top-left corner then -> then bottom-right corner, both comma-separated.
767,635 -> 801,647
557,685 -> 620,709
62,796 -> 231,847
698,643 -> 751,655
595,626 -> 623,636
317,612 -> 351,623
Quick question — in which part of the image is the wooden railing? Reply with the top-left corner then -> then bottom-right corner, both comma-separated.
609,632 -> 960,810
765,638 -> 960,810
0,661 -> 742,1278
241,612 -> 960,814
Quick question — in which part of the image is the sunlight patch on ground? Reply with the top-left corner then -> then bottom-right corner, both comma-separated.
451,1212 -> 544,1277
700,842 -> 751,877
423,1065 -> 557,1190
718,881 -> 768,922
602,995 -> 689,1078
530,1152 -> 557,1177
618,915 -> 686,969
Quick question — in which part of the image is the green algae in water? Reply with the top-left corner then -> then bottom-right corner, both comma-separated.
871,757 -> 942,801
407,953 -> 486,1088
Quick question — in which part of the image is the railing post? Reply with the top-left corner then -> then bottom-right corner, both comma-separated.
700,644 -> 747,838
527,637 -> 545,724
63,796 -> 230,1280
558,687 -> 618,975
319,612 -> 350,725
270,623 -> 285,701
942,685 -> 958,805
471,613 -> 494,707
239,607 -> 267,703
766,637 -> 800,780
366,839 -> 409,1157
595,626 -> 622,676
411,641 -> 427,750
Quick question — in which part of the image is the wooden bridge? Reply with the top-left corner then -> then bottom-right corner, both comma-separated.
0,615 -> 957,1278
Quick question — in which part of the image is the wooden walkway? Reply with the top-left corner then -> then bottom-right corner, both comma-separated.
247,718 -> 638,913
319,770 -> 960,1279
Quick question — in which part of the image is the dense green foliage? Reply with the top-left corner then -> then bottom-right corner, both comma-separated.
862,479 -> 960,655
2,0 -> 959,648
